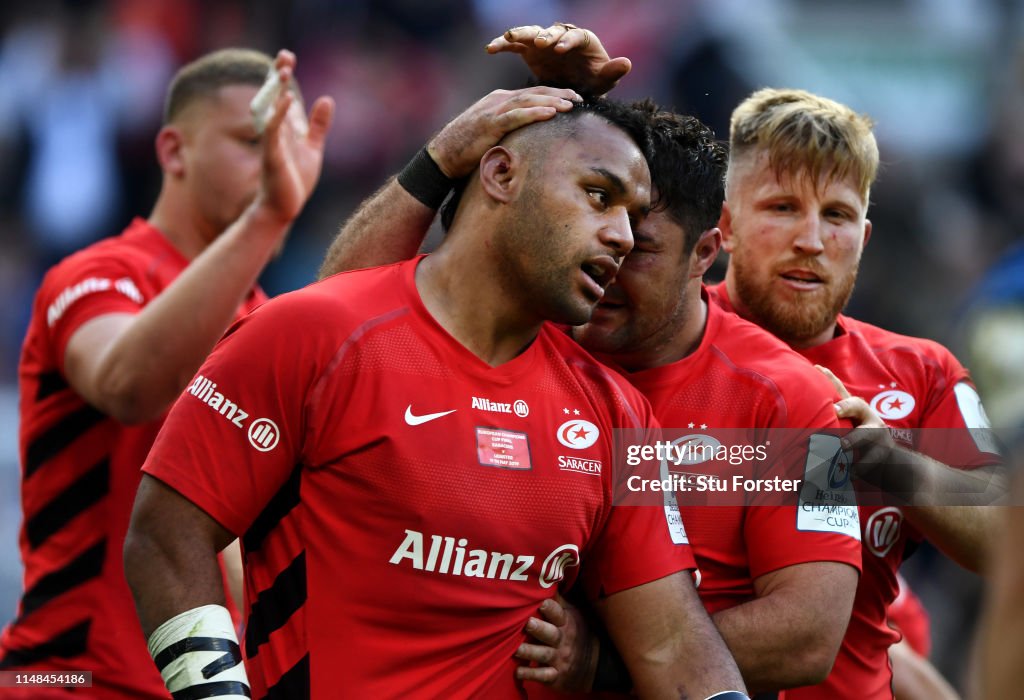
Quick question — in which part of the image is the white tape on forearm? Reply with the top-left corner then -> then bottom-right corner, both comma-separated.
148,604 -> 250,698
250,67 -> 282,134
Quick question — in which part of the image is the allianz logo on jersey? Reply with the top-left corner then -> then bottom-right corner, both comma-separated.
46,276 -> 143,327
390,529 -> 579,588
471,396 -> 529,417
865,507 -> 903,558
187,375 -> 279,452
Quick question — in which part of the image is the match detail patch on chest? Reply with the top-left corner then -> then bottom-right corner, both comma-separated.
476,427 -> 532,470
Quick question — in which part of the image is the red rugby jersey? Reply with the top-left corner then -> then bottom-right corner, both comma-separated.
143,257 -> 694,700
615,292 -> 861,616
528,291 -> 862,700
887,573 -> 931,658
1,218 -> 266,699
710,281 -> 998,700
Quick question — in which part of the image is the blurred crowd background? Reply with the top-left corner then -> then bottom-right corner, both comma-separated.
0,0 -> 1022,693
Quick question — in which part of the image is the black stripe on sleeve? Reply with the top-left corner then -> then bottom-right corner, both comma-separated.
24,404 -> 106,478
245,551 -> 306,657
35,371 -> 69,402
26,457 -> 110,549
21,540 -> 106,618
0,619 -> 91,668
263,654 -> 310,700
242,466 -> 301,554
171,681 -> 252,699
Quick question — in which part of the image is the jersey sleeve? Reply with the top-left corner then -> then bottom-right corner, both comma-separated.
745,504 -> 862,579
747,372 -> 862,578
40,253 -> 148,368
915,350 -> 1001,469
579,398 -> 697,601
142,293 -> 331,535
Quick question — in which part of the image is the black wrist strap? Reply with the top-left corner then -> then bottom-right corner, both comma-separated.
397,147 -> 454,210
591,627 -> 632,693
705,692 -> 751,700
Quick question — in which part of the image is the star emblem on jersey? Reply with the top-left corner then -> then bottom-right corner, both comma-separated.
869,390 -> 916,420
556,419 -> 599,449
404,405 -> 457,426
827,448 -> 852,489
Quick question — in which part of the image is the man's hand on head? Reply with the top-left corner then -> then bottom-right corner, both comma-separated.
428,86 -> 581,179
486,23 -> 631,97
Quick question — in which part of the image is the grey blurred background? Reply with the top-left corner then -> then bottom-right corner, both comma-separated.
1,0 -> 1022,693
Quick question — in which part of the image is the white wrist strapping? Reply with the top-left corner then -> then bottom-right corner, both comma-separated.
148,604 -> 250,699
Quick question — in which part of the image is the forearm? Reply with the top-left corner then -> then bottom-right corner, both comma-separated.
640,611 -> 743,700
604,574 -> 745,699
974,493 -> 1024,698
124,524 -> 226,638
874,452 -> 1004,572
318,177 -> 435,279
93,203 -> 289,422
124,477 -> 235,638
712,592 -> 839,691
903,504 -> 1000,573
890,639 -> 960,700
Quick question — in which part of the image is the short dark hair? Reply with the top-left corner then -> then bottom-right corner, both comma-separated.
163,48 -> 300,124
632,99 -> 728,253
440,97 -> 654,231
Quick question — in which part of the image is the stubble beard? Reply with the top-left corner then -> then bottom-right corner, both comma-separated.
732,251 -> 859,346
497,193 -> 593,327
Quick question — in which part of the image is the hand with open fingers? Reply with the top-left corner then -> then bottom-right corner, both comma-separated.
513,596 -> 599,691
256,49 -> 336,225
486,23 -> 631,96
815,364 -> 897,468
426,86 -> 581,178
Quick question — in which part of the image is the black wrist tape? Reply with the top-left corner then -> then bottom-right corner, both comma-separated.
397,147 -> 454,210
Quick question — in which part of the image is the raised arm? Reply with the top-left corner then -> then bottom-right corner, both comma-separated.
64,51 -> 334,424
318,86 -> 579,278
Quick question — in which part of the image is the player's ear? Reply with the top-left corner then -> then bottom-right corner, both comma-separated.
862,219 -> 872,249
690,227 -> 722,278
718,201 -> 735,253
478,146 -> 522,204
155,126 -> 186,178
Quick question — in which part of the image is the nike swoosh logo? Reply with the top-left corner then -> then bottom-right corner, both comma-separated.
404,405 -> 457,426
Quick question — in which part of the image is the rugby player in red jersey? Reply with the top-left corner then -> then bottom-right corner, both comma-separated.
0,49 -> 333,698
322,22 -> 1002,700
317,32 -> 865,699
125,98 -> 747,700
710,86 -> 1002,700
484,26 -> 1001,699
